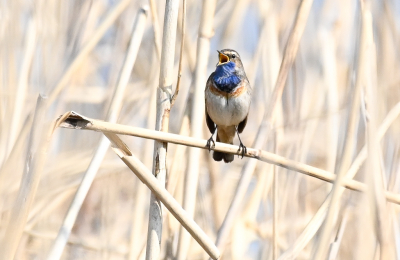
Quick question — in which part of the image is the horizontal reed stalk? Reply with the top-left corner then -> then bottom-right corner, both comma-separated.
56,111 -> 400,205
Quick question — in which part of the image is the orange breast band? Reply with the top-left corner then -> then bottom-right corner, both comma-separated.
228,85 -> 246,97
209,83 -> 246,99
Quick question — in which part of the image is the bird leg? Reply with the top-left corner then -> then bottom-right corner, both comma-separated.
235,126 -> 247,158
206,126 -> 217,152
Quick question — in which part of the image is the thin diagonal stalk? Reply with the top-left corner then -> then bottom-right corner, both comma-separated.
266,0 -> 314,123
347,101 -> 400,177
7,20 -> 36,156
104,133 -> 220,260
176,0 -> 216,259
170,0 -> 186,108
149,0 -> 162,60
46,8 -> 148,259
0,95 -> 49,260
214,122 -> 268,252
278,100 -> 400,260
47,0 -> 131,105
312,1 -> 394,258
327,209 -> 349,259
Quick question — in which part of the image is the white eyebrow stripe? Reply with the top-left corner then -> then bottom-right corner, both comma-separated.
225,51 -> 239,57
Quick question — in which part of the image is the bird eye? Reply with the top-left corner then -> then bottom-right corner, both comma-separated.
232,54 -> 236,58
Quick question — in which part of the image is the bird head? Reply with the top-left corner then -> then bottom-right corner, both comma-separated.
213,49 -> 244,91
216,49 -> 242,68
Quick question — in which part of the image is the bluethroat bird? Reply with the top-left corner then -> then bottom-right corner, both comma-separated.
205,49 -> 252,163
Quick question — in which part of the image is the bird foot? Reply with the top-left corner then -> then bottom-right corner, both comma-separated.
237,142 -> 247,159
206,136 -> 215,152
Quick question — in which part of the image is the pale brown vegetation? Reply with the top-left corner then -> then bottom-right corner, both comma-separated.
1,0 -> 400,259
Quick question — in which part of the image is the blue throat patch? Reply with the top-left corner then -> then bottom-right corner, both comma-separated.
213,61 -> 241,93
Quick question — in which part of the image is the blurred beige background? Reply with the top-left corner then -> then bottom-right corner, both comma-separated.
1,0 -> 400,259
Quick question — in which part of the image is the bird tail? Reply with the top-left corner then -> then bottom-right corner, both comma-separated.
213,133 -> 234,163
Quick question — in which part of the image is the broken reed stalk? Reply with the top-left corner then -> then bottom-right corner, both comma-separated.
146,0 -> 179,258
46,8 -> 148,260
104,133 -> 220,260
176,0 -> 216,259
56,112 -> 400,205
0,95 -> 49,260
47,0 -> 131,105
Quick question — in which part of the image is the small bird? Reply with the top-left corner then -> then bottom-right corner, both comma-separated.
205,49 -> 252,163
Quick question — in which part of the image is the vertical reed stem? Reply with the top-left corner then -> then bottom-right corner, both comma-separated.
146,0 -> 179,258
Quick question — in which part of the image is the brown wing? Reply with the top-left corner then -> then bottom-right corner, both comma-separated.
205,72 -> 216,134
205,72 -> 214,90
237,114 -> 248,133
205,107 -> 216,134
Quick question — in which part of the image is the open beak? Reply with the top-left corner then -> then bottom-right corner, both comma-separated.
217,50 -> 229,66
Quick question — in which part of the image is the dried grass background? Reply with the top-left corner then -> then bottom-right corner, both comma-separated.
1,0 -> 400,259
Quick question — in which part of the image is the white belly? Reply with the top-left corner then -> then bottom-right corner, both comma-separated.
205,90 -> 251,126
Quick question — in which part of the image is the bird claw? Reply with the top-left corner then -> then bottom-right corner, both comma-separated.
237,142 -> 247,159
206,137 -> 215,152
